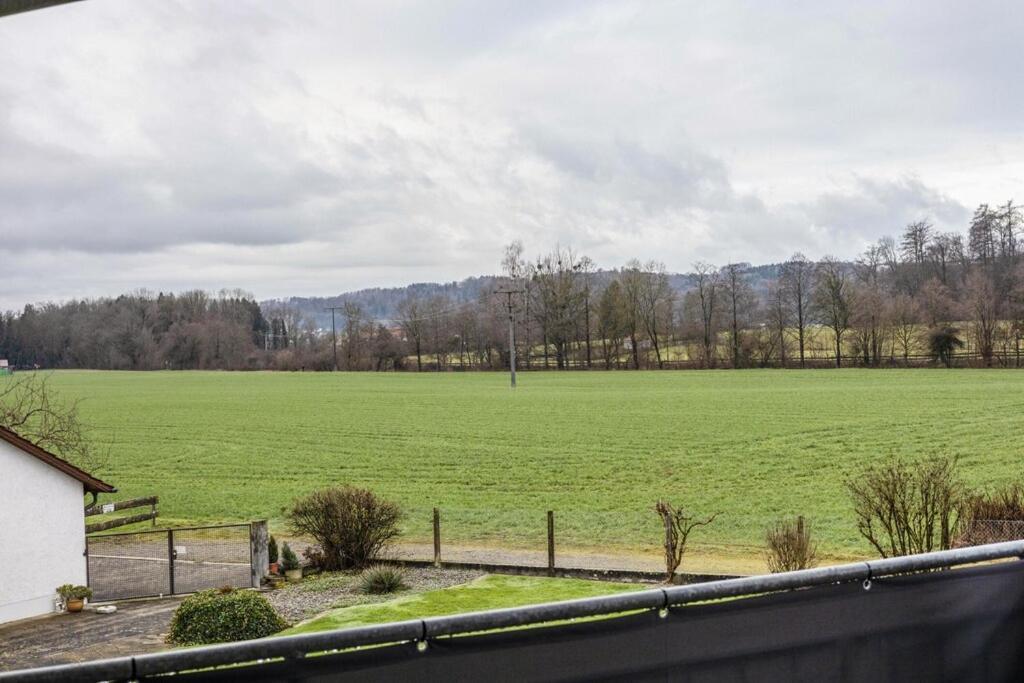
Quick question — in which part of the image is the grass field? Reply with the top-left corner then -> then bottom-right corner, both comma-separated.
28,369 -> 1024,559
285,575 -> 638,634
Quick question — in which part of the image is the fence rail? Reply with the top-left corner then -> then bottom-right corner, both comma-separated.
84,496 -> 158,533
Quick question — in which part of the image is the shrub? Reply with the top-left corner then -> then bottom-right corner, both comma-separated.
847,455 -> 964,558
268,535 -> 279,565
958,483 -> 1024,545
928,327 -> 964,367
168,589 -> 287,645
765,516 -> 818,573
286,485 -> 402,571
280,542 -> 300,571
359,564 -> 408,594
963,483 -> 1024,523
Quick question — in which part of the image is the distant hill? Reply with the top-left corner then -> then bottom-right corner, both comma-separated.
262,263 -> 787,329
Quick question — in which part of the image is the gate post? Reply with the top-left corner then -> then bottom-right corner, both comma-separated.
167,529 -> 176,595
250,520 -> 269,588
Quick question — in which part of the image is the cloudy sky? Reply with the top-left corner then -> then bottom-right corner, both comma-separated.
1,0 -> 1022,309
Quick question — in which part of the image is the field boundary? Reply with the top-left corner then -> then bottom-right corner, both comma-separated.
387,557 -> 738,584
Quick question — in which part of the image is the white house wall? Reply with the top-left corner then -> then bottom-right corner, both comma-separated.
0,439 -> 87,624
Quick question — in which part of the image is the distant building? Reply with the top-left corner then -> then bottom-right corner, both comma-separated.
0,426 -> 116,624
0,359 -> 9,375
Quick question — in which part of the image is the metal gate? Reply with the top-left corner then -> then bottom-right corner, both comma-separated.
86,523 -> 254,601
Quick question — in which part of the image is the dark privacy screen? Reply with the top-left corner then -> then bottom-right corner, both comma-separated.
170,560 -> 1024,683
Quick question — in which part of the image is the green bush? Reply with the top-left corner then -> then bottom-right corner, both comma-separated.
359,564 -> 407,594
168,589 -> 287,645
281,542 -> 300,571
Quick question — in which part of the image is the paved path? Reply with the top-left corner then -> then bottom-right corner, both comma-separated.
0,597 -> 182,672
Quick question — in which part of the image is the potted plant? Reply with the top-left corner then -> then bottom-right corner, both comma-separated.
268,535 -> 280,575
280,542 -> 302,582
57,584 -> 93,613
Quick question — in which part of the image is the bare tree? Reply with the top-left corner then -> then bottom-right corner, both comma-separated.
721,263 -> 756,368
0,373 -> 108,476
814,257 -> 852,367
889,294 -> 922,363
397,295 -> 426,371
692,261 -> 721,368
780,253 -> 815,367
596,280 -> 628,369
963,269 -> 999,366
654,501 -> 719,582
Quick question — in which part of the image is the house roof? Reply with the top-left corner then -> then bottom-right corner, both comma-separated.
0,424 -> 116,494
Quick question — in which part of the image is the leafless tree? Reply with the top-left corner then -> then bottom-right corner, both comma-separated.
654,501 -> 719,582
692,261 -> 721,368
397,295 -> 426,371
0,373 -> 108,475
814,257 -> 851,367
721,263 -> 756,368
780,253 -> 815,367
962,269 -> 999,366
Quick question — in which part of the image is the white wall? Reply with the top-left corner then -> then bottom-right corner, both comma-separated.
0,440 -> 87,624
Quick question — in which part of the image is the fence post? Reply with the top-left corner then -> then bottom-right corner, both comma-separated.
250,520 -> 269,588
433,508 -> 441,567
797,515 -> 805,537
167,529 -> 176,595
547,511 -> 555,576
152,499 -> 157,527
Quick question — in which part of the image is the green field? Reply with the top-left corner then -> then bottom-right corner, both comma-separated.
29,369 -> 1024,559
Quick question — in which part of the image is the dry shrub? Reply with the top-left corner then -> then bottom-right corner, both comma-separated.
958,483 -> 1024,546
964,483 -> 1024,523
764,516 -> 818,573
847,455 -> 964,558
287,485 -> 401,571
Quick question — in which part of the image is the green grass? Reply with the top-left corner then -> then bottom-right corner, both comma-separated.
24,369 -> 1024,555
284,574 -> 639,634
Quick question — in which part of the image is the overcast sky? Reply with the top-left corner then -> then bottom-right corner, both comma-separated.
2,0 -> 1022,309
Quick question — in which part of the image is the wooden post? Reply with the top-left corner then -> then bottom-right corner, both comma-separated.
250,520 -> 269,588
433,508 -> 441,567
152,500 -> 157,527
797,515 -> 805,537
547,510 -> 555,575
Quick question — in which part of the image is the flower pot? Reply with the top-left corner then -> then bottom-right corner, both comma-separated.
285,568 -> 302,582
66,598 -> 85,613
269,562 -> 280,575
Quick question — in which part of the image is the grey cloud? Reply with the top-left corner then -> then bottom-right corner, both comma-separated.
0,0 -> 1018,309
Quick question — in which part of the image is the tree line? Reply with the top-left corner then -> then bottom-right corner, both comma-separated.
2,199 -> 1022,371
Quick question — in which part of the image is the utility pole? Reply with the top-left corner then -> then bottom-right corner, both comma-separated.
325,306 -> 343,371
495,289 -> 523,388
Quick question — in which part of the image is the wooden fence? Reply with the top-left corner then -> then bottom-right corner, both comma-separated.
85,495 -> 158,533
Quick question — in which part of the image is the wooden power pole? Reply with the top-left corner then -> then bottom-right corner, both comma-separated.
325,306 -> 344,371
494,289 -> 523,388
